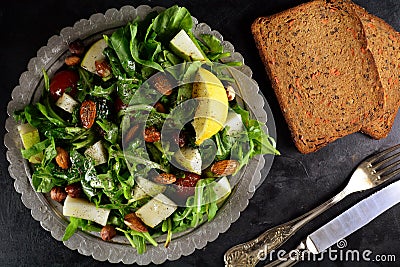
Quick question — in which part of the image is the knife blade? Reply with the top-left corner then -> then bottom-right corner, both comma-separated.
264,180 -> 400,267
306,179 -> 400,254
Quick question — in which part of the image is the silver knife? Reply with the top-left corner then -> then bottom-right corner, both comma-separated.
265,180 -> 400,267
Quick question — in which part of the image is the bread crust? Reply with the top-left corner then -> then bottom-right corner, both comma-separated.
251,0 -> 384,153
351,3 -> 400,139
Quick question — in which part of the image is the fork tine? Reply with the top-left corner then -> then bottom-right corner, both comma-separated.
372,151 -> 400,169
380,168 -> 400,183
368,143 -> 400,164
375,159 -> 400,176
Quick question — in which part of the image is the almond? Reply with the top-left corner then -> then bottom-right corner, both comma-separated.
225,85 -> 236,101
154,102 -> 167,113
124,124 -> 140,145
210,160 -> 239,176
95,59 -> 111,78
50,186 -> 67,203
124,213 -> 148,232
144,126 -> 161,142
65,55 -> 81,66
80,100 -> 96,129
153,173 -> 177,184
101,225 -> 117,241
55,147 -> 70,170
151,74 -> 175,95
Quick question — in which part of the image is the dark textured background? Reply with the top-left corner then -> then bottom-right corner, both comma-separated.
1,0 -> 400,266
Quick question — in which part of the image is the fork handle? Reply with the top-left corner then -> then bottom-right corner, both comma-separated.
224,190 -> 348,267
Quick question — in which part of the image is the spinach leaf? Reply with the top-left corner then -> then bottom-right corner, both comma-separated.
36,97 -> 67,127
103,47 -> 127,79
109,25 -> 137,77
42,137 -> 57,166
21,139 -> 50,161
152,5 -> 193,42
129,23 -> 163,72
200,34 -> 223,54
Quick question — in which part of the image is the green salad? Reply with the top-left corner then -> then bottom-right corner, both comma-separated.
14,5 -> 279,253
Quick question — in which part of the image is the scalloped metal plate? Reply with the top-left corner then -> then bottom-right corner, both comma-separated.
4,5 -> 276,265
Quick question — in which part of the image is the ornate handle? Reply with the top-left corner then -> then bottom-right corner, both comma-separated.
224,224 -> 293,266
224,190 -> 347,267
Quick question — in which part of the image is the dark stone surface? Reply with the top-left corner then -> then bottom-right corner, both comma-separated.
1,0 -> 400,266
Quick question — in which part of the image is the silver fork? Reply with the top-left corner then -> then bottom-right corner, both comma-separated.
224,143 -> 400,267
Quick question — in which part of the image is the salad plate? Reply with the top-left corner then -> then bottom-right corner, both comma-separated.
4,5 -> 277,265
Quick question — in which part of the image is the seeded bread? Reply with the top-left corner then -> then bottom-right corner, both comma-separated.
351,3 -> 400,139
251,0 -> 384,153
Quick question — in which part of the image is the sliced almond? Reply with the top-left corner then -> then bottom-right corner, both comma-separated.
124,213 -> 148,232
211,160 -> 239,176
153,173 -> 177,184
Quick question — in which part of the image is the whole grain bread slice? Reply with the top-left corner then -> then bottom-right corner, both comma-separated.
251,0 -> 384,153
350,3 -> 400,139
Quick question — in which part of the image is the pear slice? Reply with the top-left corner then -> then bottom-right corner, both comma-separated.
55,93 -> 79,113
130,176 -> 166,202
173,147 -> 202,175
84,141 -> 107,166
81,38 -> 108,73
18,123 -> 43,163
224,111 -> 244,136
213,176 -> 231,204
170,29 -> 206,61
192,68 -> 228,145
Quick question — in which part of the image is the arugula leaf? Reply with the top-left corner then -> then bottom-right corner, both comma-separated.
62,217 -> 80,241
90,84 -> 116,100
43,69 -> 50,91
62,217 -> 101,241
31,165 -> 55,192
213,128 -> 233,161
103,47 -> 127,80
117,228 -> 158,254
96,119 -> 119,144
232,104 -> 280,156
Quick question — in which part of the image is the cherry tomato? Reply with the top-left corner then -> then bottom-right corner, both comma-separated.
49,70 -> 79,101
174,172 -> 201,198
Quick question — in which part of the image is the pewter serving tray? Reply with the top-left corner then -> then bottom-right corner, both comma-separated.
4,5 -> 276,265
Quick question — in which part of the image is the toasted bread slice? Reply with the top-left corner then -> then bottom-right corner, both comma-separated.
351,3 -> 400,139
251,0 -> 384,153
